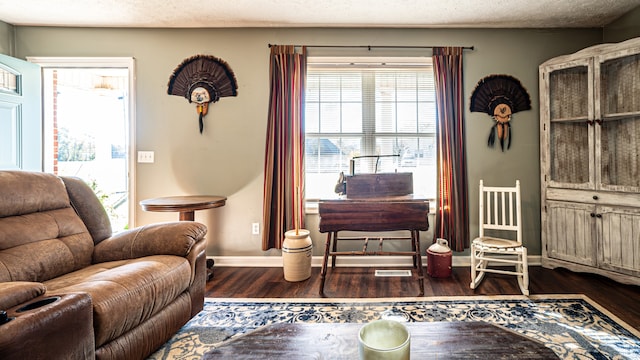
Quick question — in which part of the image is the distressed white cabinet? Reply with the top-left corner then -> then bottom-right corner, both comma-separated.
545,201 -> 596,267
540,37 -> 640,285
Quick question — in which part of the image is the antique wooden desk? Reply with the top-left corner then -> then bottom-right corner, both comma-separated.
202,322 -> 558,359
318,195 -> 429,296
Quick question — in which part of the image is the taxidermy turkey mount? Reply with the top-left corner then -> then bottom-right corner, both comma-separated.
167,54 -> 238,134
470,74 -> 531,151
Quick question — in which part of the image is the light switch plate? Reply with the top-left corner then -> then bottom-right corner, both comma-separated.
137,151 -> 154,163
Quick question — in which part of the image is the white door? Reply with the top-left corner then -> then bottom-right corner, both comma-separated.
0,54 -> 42,170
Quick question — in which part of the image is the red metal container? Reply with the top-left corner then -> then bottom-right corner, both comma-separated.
427,238 -> 452,278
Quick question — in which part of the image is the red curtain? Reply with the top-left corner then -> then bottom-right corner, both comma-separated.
432,47 -> 469,252
262,45 -> 307,250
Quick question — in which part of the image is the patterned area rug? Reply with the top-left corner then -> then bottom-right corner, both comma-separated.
148,295 -> 640,359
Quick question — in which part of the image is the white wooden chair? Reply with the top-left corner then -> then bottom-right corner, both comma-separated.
470,180 -> 529,296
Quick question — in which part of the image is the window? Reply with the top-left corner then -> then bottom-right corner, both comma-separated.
305,57 -> 436,203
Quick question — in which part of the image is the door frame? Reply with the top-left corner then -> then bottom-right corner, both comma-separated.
27,57 -> 138,227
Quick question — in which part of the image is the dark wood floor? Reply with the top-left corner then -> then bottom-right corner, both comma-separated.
205,265 -> 640,330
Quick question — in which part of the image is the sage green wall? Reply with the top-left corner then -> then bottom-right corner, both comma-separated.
604,5 -> 640,42
0,21 -> 14,55
13,27 -> 602,258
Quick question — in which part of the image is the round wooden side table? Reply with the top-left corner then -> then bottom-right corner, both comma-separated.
139,195 -> 226,221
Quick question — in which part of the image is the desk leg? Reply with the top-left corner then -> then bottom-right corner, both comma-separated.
331,231 -> 338,268
413,230 -> 425,296
411,233 -> 418,268
319,232 -> 332,295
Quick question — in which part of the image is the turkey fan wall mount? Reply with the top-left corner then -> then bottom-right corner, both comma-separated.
167,54 -> 238,134
470,74 -> 531,151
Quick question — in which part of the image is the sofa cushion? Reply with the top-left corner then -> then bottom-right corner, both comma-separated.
0,171 -> 69,217
0,208 -> 94,282
44,255 -> 192,347
0,171 -> 94,282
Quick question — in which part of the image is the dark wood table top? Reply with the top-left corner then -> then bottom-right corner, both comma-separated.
140,195 -> 226,212
139,195 -> 226,221
202,322 -> 558,359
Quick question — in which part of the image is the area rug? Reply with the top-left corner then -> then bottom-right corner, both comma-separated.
148,295 -> 640,359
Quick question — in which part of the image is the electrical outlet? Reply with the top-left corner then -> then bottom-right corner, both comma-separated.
252,223 -> 260,235
137,151 -> 154,163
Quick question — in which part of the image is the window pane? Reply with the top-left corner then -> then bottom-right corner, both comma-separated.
375,102 -> 396,132
305,137 -> 361,199
320,75 -> 341,101
341,73 -> 362,101
342,103 -> 362,132
397,103 -> 417,133
375,72 -> 396,102
306,74 -> 319,102
320,103 -> 341,132
418,72 -> 434,99
396,73 -> 417,102
306,102 -> 319,132
0,66 -> 19,94
418,102 -> 436,133
376,136 -> 437,199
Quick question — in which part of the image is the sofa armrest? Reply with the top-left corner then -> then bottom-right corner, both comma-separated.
0,282 -> 46,310
0,293 -> 94,360
92,221 -> 207,263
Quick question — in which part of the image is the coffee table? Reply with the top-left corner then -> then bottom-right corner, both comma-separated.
202,322 -> 558,359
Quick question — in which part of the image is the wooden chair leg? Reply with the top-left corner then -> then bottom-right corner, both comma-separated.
519,248 -> 529,296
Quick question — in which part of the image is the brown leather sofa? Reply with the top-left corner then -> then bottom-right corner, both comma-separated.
0,171 -> 208,360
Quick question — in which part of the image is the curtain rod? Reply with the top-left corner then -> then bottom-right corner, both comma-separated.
268,44 -> 474,50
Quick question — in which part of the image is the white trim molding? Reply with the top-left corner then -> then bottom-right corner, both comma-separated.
209,255 -> 542,268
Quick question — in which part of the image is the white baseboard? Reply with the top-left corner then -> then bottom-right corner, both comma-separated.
209,255 -> 542,268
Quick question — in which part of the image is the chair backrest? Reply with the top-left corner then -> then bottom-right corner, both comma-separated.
478,180 -> 522,244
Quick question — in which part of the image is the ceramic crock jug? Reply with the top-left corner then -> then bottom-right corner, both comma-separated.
428,238 -> 451,253
426,238 -> 452,278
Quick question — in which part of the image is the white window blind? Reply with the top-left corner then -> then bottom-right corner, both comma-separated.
305,57 -> 436,201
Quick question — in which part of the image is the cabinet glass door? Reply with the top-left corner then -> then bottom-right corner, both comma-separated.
597,52 -> 640,192
547,62 -> 594,189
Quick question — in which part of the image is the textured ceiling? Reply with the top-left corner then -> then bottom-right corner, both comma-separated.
0,0 -> 639,28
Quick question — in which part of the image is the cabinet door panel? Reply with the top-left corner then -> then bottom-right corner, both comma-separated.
599,116 -> 640,191
596,51 -> 640,193
542,60 -> 595,190
599,52 -> 640,115
546,201 -> 595,266
550,121 -> 591,185
598,206 -> 640,276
